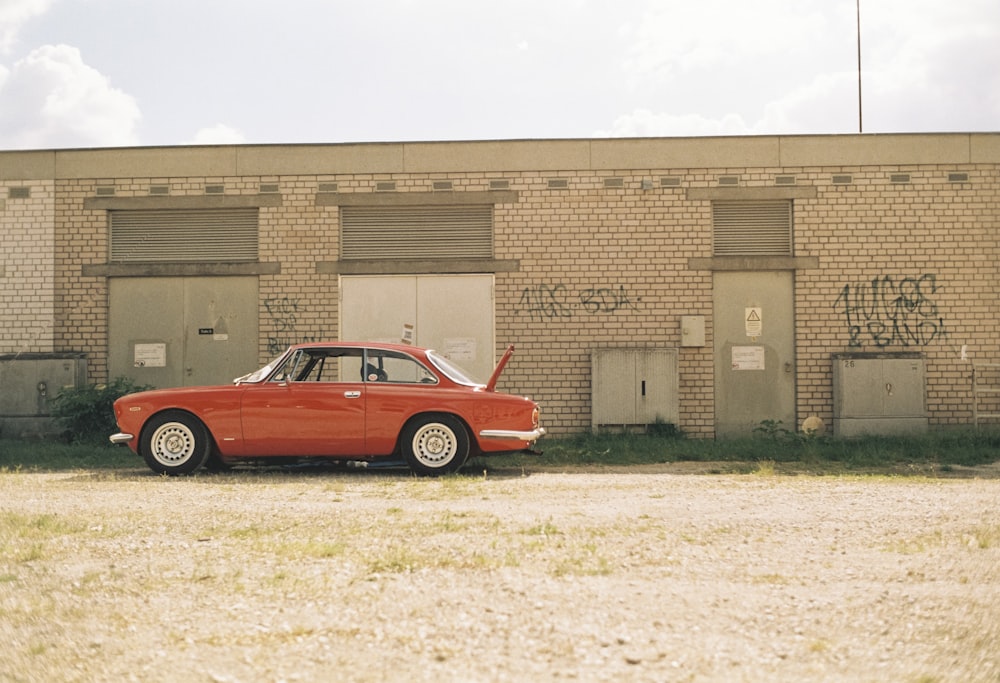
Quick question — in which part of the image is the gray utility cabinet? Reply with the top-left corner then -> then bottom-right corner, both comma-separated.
591,348 -> 679,432
0,352 -> 88,438
832,352 -> 928,436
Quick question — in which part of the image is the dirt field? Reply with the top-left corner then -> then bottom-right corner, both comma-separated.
2,464 -> 999,682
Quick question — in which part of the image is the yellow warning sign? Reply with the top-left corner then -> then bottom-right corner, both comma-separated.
745,307 -> 762,337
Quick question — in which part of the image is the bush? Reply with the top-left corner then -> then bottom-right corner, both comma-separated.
50,377 -> 153,444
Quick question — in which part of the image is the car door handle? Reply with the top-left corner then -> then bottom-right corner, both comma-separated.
344,391 -> 361,399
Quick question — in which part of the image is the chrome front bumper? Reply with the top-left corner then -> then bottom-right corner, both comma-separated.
109,432 -> 134,445
478,427 -> 546,441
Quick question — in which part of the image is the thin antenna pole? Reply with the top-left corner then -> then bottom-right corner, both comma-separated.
856,0 -> 863,133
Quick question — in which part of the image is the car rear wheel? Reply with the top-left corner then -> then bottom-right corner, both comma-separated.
402,414 -> 470,476
140,410 -> 211,476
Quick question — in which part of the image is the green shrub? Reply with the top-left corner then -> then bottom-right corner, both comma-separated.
50,377 -> 153,444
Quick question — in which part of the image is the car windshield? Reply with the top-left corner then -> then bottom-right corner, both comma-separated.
426,350 -> 481,387
233,352 -> 287,384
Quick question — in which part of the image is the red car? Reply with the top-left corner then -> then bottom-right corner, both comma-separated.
111,342 -> 544,476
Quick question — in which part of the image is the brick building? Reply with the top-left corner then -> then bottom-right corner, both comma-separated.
1,133 -> 998,438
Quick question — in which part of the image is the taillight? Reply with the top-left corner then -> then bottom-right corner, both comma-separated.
532,407 -> 540,427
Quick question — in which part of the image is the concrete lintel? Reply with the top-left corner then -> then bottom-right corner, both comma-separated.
686,186 -> 818,201
82,262 -> 282,277
688,256 -> 820,271
316,190 -> 518,207
318,259 -> 520,275
83,194 -> 282,210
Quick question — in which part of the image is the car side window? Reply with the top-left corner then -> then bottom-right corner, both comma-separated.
273,349 -> 365,383
364,350 -> 438,384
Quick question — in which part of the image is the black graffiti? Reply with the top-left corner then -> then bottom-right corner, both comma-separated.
580,286 -> 637,314
518,284 -> 571,321
833,274 -> 946,347
264,297 -> 299,333
518,283 -> 639,321
267,336 -> 320,356
264,297 -> 318,354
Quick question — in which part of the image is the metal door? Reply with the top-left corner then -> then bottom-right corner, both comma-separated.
109,277 -> 258,387
340,275 -> 496,383
591,348 -> 679,431
182,278 -> 259,385
713,271 -> 796,437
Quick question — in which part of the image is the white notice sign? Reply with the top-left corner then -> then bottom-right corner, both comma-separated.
745,307 -> 762,337
134,343 -> 167,368
443,338 -> 476,362
731,345 -> 765,371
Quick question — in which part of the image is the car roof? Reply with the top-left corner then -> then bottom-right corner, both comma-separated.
288,341 -> 429,354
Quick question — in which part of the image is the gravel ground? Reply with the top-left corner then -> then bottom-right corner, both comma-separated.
1,465 -> 999,683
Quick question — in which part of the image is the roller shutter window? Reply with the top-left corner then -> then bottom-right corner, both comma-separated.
712,200 -> 792,256
341,205 -> 493,260
110,209 -> 259,263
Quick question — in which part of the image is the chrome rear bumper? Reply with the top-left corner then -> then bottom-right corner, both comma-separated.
479,427 -> 546,441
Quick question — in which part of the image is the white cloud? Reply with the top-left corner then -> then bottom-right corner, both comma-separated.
0,44 -> 140,149
0,0 -> 52,53
597,108 -> 753,138
623,0 -> 832,86
603,0 -> 1000,137
187,124 -> 246,145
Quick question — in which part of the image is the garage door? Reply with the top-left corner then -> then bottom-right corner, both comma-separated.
109,277 -> 259,388
339,275 -> 495,383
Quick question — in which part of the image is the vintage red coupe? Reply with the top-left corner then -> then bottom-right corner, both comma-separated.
111,342 -> 544,476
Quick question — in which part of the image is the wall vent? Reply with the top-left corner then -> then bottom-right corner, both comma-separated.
8,186 -> 31,199
376,181 -> 396,192
603,177 -> 624,188
890,174 -> 910,184
341,205 -> 492,260
948,172 -> 969,183
712,200 -> 793,256
149,185 -> 170,195
317,182 -> 338,193
111,208 -> 259,263
258,183 -> 280,194
96,186 -> 116,196
433,180 -> 453,191
660,176 -> 682,187
489,179 -> 510,190
832,174 -> 853,185
548,178 -> 568,189
205,184 -> 225,194
775,175 -> 797,186
717,175 -> 740,186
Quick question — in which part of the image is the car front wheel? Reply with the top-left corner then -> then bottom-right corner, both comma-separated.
140,410 -> 211,476
402,414 -> 470,476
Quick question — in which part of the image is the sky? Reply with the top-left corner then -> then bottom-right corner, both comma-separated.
0,0 -> 998,150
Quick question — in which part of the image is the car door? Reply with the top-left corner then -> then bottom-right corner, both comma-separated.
239,348 -> 367,456
360,349 -> 443,454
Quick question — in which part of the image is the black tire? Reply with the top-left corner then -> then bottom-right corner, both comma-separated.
401,414 -> 470,476
203,450 -> 233,472
140,410 -> 212,476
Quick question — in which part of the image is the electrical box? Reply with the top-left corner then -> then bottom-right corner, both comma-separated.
0,353 -> 88,438
0,353 -> 88,416
832,352 -> 928,436
680,315 -> 706,347
591,348 -> 679,432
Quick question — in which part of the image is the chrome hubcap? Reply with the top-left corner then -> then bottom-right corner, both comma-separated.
413,423 -> 456,466
151,423 -> 195,465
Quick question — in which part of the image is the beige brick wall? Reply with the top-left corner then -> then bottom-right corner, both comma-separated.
19,138 -> 997,436
257,176 -> 339,359
1,182 -> 56,355
793,165 -> 999,428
